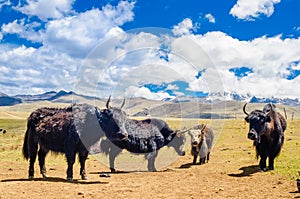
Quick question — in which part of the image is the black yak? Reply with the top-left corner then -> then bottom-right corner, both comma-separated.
97,97 -> 186,172
243,103 -> 286,171
22,104 -> 104,181
187,124 -> 214,165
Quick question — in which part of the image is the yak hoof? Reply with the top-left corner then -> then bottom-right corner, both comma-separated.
260,168 -> 267,172
110,168 -> 116,173
42,174 -> 48,178
81,175 -> 88,180
269,166 -> 274,170
66,177 -> 73,182
28,176 -> 34,180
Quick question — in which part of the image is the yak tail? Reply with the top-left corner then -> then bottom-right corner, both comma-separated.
22,119 -> 33,160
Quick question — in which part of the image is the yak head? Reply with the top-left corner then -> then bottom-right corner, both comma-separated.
187,124 -> 207,153
243,103 -> 273,141
99,96 -> 129,141
168,131 -> 186,156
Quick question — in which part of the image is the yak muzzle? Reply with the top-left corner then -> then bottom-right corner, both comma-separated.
192,141 -> 198,147
247,129 -> 257,141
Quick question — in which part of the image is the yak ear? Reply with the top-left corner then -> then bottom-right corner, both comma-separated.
244,116 -> 250,123
265,116 -> 271,123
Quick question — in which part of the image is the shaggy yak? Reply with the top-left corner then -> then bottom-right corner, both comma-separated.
22,104 -> 104,181
97,97 -> 186,172
187,124 -> 214,165
243,103 -> 287,171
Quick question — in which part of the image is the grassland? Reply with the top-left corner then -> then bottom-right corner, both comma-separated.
0,116 -> 299,180
0,106 -> 300,198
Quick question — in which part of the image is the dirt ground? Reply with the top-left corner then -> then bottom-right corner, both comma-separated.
0,146 -> 299,199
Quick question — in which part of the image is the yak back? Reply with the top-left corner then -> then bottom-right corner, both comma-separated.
29,104 -> 103,153
122,119 -> 165,153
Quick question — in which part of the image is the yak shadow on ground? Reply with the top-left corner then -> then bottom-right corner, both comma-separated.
91,168 -> 175,176
1,176 -> 108,184
228,165 -> 261,177
178,162 -> 203,169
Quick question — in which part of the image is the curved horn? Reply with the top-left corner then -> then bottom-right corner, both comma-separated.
106,95 -> 111,109
266,103 -> 273,116
243,103 -> 249,116
120,98 -> 125,109
200,124 -> 207,132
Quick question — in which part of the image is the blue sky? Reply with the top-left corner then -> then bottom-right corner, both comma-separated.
0,0 -> 300,100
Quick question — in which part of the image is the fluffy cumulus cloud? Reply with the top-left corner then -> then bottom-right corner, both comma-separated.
205,13 -> 215,23
125,86 -> 174,101
230,0 -> 281,20
192,32 -> 300,98
1,19 -> 42,42
172,18 -> 196,36
0,1 -> 299,100
15,0 -> 75,21
0,1 -> 135,95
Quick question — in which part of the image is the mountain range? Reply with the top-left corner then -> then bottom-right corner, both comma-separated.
1,90 -> 299,107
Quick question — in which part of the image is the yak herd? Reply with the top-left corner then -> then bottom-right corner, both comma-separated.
21,97 -> 286,181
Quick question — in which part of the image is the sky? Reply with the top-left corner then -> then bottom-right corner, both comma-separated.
0,0 -> 300,100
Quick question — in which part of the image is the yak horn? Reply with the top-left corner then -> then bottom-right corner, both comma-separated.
200,124 -> 207,132
120,98 -> 125,109
243,103 -> 249,116
174,127 -> 192,135
266,103 -> 273,116
106,95 -> 111,109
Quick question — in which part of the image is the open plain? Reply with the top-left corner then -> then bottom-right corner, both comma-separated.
0,104 -> 300,199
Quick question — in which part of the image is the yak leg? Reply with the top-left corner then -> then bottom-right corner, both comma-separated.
66,151 -> 76,181
78,147 -> 89,180
206,152 -> 210,163
109,145 -> 122,172
146,151 -> 158,172
38,148 -> 49,178
28,141 -> 38,179
268,157 -> 275,170
268,148 -> 278,170
199,156 -> 206,165
193,155 -> 197,165
259,157 -> 267,172
256,141 -> 268,172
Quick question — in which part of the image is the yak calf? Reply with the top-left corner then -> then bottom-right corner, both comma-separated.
187,124 -> 214,165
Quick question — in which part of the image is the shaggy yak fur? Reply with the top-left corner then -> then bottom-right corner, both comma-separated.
97,97 -> 186,172
22,104 -> 104,181
187,124 -> 214,165
243,103 -> 287,171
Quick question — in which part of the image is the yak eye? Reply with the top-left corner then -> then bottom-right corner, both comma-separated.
198,134 -> 201,138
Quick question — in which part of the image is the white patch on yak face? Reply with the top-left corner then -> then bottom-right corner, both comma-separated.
188,129 -> 202,146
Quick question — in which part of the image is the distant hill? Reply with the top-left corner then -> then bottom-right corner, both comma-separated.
13,90 -> 98,103
0,92 -> 22,106
1,91 -> 299,119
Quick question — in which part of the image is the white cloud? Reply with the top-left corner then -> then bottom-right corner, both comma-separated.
191,32 -> 300,98
15,0 -> 75,21
43,1 -> 135,57
125,86 -> 174,101
1,19 -> 42,42
205,13 -> 215,23
172,18 -> 196,36
230,0 -> 281,20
